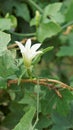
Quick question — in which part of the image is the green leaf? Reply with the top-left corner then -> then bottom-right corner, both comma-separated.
56,98 -> 69,115
51,103 -> 73,130
0,77 -> 7,89
0,0 -> 15,14
52,113 -> 70,128
37,22 -> 61,42
3,50 -> 17,71
41,90 -> 57,115
57,45 -> 73,57
15,3 -> 30,22
44,2 -> 62,17
43,2 -> 64,24
19,90 -> 36,107
13,106 -> 36,130
3,102 -> 25,129
56,89 -> 73,115
65,0 -> 73,22
0,31 -> 11,56
51,12 -> 65,24
51,125 -> 67,130
0,50 -> 18,78
37,115 -> 53,130
0,18 -> 12,31
5,13 -> 17,29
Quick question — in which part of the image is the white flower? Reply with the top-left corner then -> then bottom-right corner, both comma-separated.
15,39 -> 42,68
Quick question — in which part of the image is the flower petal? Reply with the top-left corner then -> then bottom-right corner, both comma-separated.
36,50 -> 42,54
15,39 -> 42,68
15,41 -> 26,53
30,50 -> 42,59
31,43 -> 41,52
25,39 -> 31,49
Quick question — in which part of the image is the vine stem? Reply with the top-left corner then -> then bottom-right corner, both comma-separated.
27,68 -> 33,79
8,21 -> 73,38
28,0 -> 43,13
32,79 -> 40,129
8,31 -> 36,37
62,20 -> 73,29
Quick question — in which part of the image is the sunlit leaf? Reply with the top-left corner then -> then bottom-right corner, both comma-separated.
0,50 -> 18,78
0,31 -> 11,56
44,3 -> 62,17
37,22 -> 61,42
43,2 -> 64,24
0,18 -> 12,31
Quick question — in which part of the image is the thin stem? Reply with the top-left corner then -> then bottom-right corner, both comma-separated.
8,37 -> 36,50
32,79 -> 40,129
28,0 -> 43,13
62,20 -> 73,30
8,31 -> 36,37
36,80 -> 40,120
27,68 -> 33,79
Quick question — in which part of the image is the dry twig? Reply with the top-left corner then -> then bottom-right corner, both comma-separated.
7,37 -> 36,49
7,78 -> 73,98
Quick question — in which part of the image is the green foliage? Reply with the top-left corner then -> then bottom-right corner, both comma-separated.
31,2 -> 64,42
36,115 -> 53,130
0,31 -> 11,56
0,50 -> 18,88
64,0 -> 73,22
0,18 -> 12,31
55,89 -> 73,115
0,77 -> 7,89
5,13 -> 17,29
57,45 -> 73,56
0,50 -> 18,78
43,2 -> 64,24
2,102 -> 25,129
0,0 -> 73,130
57,32 -> 73,56
14,2 -> 30,22
44,2 -> 62,16
13,106 -> 36,130
37,22 -> 61,42
51,103 -> 73,130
